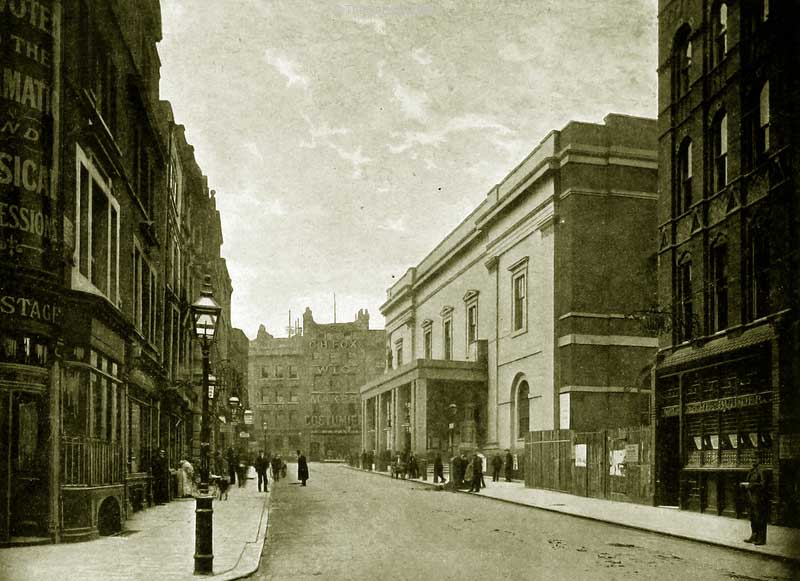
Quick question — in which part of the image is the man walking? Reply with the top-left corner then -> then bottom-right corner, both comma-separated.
741,458 -> 768,545
469,453 -> 483,493
226,446 -> 238,487
255,451 -> 269,492
504,449 -> 514,482
297,450 -> 309,486
491,453 -> 503,482
433,453 -> 446,483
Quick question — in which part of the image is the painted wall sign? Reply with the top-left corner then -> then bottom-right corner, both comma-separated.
309,392 -> 359,404
305,414 -> 359,427
313,364 -> 357,376
0,291 -> 61,324
661,392 -> 772,417
0,0 -> 58,269
309,339 -> 359,349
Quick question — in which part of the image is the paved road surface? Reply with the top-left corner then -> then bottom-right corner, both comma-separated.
256,463 -> 798,581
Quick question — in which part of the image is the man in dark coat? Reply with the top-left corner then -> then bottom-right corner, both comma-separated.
297,450 -> 309,486
491,453 -> 503,482
255,451 -> 269,492
504,449 -> 514,482
226,447 -> 238,486
742,459 -> 768,545
469,454 -> 483,492
152,449 -> 170,504
433,453 -> 446,483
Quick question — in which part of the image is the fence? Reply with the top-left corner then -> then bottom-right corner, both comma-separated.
62,437 -> 124,486
524,426 -> 652,505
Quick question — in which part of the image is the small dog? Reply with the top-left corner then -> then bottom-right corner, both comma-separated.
212,475 -> 230,500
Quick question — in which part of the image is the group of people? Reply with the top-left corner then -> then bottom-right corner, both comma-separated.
391,452 -> 420,479
224,447 -> 290,492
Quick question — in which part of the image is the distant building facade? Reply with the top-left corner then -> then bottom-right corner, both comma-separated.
249,309 -> 384,461
360,115 -> 659,471
655,0 -> 799,526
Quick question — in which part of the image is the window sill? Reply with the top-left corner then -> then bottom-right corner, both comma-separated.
511,327 -> 528,338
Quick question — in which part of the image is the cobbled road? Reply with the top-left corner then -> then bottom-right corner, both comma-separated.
255,462 -> 798,581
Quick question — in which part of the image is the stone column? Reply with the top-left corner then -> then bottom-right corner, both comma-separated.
414,379 -> 427,455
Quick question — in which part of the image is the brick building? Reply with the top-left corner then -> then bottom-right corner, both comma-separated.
0,0 -> 243,543
361,114 -> 658,470
654,0 -> 800,526
249,308 -> 384,462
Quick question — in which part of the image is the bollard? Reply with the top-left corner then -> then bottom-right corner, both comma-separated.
194,494 -> 214,574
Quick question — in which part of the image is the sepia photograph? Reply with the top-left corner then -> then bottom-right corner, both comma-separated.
0,0 -> 798,579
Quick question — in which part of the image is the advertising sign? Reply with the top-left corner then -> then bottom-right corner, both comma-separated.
1,0 -> 60,271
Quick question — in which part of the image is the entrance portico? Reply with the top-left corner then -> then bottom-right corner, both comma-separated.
361,359 -> 487,460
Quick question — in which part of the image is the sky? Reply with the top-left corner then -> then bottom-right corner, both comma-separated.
158,0 -> 659,340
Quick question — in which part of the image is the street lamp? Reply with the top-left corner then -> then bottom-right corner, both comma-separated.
190,274 -> 221,575
263,421 -> 268,452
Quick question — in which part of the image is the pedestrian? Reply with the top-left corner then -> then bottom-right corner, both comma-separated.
297,450 -> 309,486
491,453 -> 503,482
361,450 -> 368,470
470,454 -> 483,492
236,456 -> 248,488
464,456 -> 475,491
477,452 -> 486,488
255,450 -> 269,492
408,452 -> 418,479
226,446 -> 238,486
504,449 -> 514,482
271,454 -> 281,481
152,449 -> 170,504
433,453 -> 446,484
741,458 -> 768,545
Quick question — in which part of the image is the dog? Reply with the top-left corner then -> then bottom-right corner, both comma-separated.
211,475 -> 230,500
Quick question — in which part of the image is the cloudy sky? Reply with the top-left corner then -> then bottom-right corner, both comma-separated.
158,0 -> 658,339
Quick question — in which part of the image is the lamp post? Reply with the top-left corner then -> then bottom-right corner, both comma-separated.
448,403 -> 458,458
263,421 -> 268,452
190,274 -> 221,575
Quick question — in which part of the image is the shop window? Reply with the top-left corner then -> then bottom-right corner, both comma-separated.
676,138 -> 693,214
712,111 -> 728,191
75,145 -> 120,304
709,241 -> 729,332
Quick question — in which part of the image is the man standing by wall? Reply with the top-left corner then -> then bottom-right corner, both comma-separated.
504,449 -> 514,482
742,459 -> 769,545
297,450 -> 309,486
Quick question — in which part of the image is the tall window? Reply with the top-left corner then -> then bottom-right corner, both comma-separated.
757,81 -> 770,155
713,3 -> 728,67
80,1 -> 117,133
443,318 -> 452,361
394,339 -> 403,367
467,303 -> 478,343
517,381 -> 530,438
423,323 -> 432,359
133,126 -> 154,216
75,146 -> 120,303
133,242 -> 157,344
709,242 -> 729,332
673,29 -> 692,99
676,258 -> 694,342
288,364 -> 298,378
512,271 -> 527,332
747,218 -> 771,320
712,112 -> 728,191
676,138 -> 693,213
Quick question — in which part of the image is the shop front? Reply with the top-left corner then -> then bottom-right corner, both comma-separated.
655,326 -> 786,522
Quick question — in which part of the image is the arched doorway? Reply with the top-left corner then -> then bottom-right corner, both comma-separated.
97,497 -> 121,536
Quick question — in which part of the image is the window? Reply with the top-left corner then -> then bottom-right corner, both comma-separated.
394,339 -> 403,367
133,125 -> 154,216
512,271 -> 527,332
676,138 -> 693,213
290,392 -> 299,403
274,365 -> 284,378
709,242 -> 729,332
443,318 -> 452,361
288,364 -> 298,378
746,218 -> 771,320
261,366 -> 270,378
423,326 -> 432,359
276,391 -> 286,404
467,303 -> 478,344
673,29 -> 692,99
80,1 -> 117,133
133,242 -> 157,344
517,381 -> 530,438
676,257 -> 694,342
713,3 -> 728,67
757,82 -> 770,155
75,146 -> 120,303
712,112 -> 728,191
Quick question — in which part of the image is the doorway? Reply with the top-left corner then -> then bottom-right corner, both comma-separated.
657,416 -> 680,506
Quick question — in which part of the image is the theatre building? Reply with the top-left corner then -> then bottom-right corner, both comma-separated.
654,0 -> 800,526
249,308 -> 384,462
360,114 -> 658,469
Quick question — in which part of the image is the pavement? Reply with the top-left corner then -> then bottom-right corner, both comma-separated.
355,465 -> 800,565
0,467 -> 271,581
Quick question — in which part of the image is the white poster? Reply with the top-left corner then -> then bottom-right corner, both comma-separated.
609,450 -> 626,476
574,444 -> 587,467
559,393 -> 570,429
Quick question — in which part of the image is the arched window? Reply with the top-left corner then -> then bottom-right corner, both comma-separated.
673,28 -> 692,99
676,138 -> 693,213
712,111 -> 728,191
516,381 -> 529,439
713,3 -> 728,67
